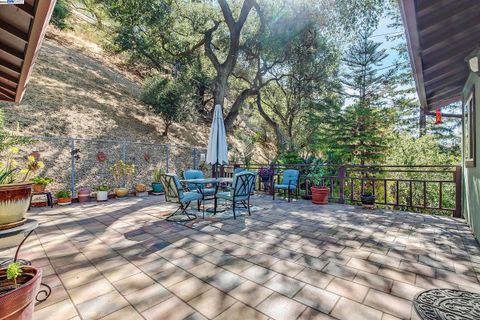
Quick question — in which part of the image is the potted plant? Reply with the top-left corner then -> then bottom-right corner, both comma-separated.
151,169 -> 164,194
0,262 -> 42,320
55,190 -> 71,205
95,185 -> 109,202
78,187 -> 91,203
31,176 -> 53,193
135,183 -> 148,197
111,160 -> 135,197
361,190 -> 375,209
0,148 -> 44,226
258,167 -> 273,183
307,165 -> 329,205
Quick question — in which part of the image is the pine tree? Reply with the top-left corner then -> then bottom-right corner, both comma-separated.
330,28 -> 394,165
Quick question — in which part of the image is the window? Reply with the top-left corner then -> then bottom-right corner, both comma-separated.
464,91 -> 476,167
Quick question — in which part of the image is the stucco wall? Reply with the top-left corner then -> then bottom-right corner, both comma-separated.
462,72 -> 480,242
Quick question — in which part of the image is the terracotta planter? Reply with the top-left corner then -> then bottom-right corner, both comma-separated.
0,266 -> 42,320
311,186 -> 329,205
114,188 -> 129,198
78,188 -> 91,203
0,183 -> 32,225
32,184 -> 45,193
57,197 -> 71,206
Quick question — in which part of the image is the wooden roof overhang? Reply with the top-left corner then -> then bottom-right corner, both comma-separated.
0,0 -> 56,103
398,0 -> 480,111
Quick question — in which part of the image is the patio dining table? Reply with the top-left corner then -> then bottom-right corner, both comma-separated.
181,177 -> 233,216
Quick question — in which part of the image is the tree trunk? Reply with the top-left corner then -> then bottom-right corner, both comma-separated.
224,88 -> 256,130
419,108 -> 426,137
162,121 -> 171,137
255,93 -> 287,154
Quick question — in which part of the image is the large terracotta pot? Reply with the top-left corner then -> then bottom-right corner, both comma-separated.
0,183 -> 32,225
0,266 -> 42,320
311,186 -> 329,205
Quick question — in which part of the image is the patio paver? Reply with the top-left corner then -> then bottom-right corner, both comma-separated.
12,194 -> 478,320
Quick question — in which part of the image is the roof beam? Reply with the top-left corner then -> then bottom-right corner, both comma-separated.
398,0 -> 428,109
0,86 -> 15,100
421,19 -> 480,50
0,20 -> 29,42
0,40 -> 25,60
424,68 -> 466,88
418,1 -> 476,27
0,57 -> 21,74
15,3 -> 35,18
425,72 -> 466,92
427,87 -> 463,104
0,80 -> 16,93
0,70 -> 19,83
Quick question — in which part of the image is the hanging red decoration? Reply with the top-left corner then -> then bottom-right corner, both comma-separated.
96,151 -> 107,162
435,108 -> 442,125
144,153 -> 151,162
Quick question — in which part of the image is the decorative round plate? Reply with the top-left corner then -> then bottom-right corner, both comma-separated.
414,289 -> 480,320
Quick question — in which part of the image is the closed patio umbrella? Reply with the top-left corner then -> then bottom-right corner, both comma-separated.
206,104 -> 228,176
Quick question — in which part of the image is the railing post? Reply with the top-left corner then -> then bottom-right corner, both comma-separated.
165,144 -> 170,173
270,163 -> 275,195
338,165 -> 346,204
454,166 -> 462,218
70,138 -> 76,197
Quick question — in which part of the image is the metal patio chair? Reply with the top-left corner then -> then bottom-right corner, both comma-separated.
160,173 -> 202,221
273,169 -> 300,202
215,172 -> 256,219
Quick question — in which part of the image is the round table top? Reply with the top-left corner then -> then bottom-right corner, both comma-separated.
0,219 -> 38,238
413,289 -> 480,320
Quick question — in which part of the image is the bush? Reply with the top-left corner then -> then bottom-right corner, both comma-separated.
32,176 -> 54,186
51,0 -> 71,30
141,77 -> 191,137
95,185 -> 109,191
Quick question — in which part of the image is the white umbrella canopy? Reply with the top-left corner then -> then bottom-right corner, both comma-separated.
206,104 -> 229,166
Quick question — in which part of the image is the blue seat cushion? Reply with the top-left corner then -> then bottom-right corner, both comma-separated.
275,184 -> 297,189
216,191 -> 249,201
180,191 -> 203,203
202,188 -> 216,195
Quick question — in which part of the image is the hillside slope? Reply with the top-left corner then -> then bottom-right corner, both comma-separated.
1,28 -> 273,161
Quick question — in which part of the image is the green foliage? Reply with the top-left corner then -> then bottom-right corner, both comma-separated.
95,185 -> 109,191
55,190 -> 71,198
152,168 -> 164,183
6,262 -> 22,287
141,77 -> 191,136
51,0 -> 71,30
306,160 -> 327,186
32,177 -> 54,186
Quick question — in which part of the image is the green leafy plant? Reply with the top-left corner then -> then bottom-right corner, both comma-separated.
6,262 -> 22,288
51,0 -> 71,30
307,162 -> 327,187
31,176 -> 54,186
362,190 -> 373,197
95,185 -> 109,191
152,168 -> 164,183
55,190 -> 71,198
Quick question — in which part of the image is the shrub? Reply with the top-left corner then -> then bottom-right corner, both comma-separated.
51,0 -> 71,30
141,77 -> 191,137
95,185 -> 109,191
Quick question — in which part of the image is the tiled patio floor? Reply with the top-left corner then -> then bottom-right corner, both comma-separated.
3,195 -> 480,320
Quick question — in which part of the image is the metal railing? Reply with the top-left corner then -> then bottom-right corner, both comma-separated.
220,163 -> 461,217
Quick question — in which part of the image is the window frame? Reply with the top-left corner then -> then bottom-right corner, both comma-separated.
464,91 -> 476,168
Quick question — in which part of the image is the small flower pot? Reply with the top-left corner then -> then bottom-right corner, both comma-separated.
361,195 -> 375,209
311,186 -> 329,205
114,188 -> 129,198
32,184 -> 46,193
96,191 -> 108,202
78,188 -> 91,203
57,197 -> 71,206
151,182 -> 164,194
0,266 -> 42,320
